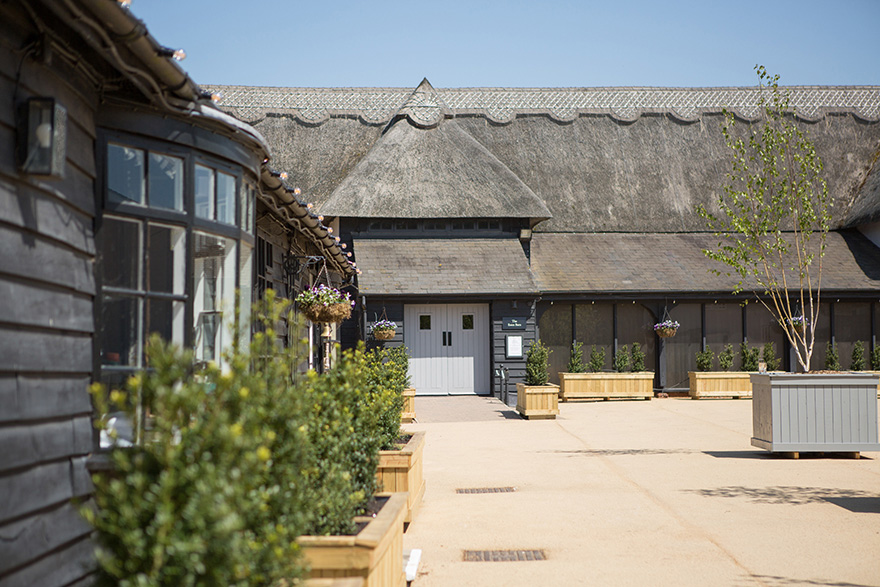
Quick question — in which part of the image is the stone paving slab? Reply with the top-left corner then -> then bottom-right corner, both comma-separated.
402,396 -> 880,586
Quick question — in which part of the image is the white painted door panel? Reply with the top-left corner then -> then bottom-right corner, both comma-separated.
405,305 -> 445,395
405,303 -> 489,395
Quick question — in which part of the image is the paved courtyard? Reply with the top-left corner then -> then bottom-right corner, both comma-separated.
402,396 -> 880,586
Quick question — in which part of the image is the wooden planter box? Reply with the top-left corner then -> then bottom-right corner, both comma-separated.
751,373 -> 880,456
376,431 -> 426,525
298,493 -> 407,587
689,371 -> 753,399
516,382 -> 559,419
558,372 -> 654,401
401,387 -> 416,423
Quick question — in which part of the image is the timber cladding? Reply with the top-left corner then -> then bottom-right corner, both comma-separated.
0,3 -> 98,584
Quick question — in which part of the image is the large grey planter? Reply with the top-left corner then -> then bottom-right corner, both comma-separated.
751,373 -> 880,454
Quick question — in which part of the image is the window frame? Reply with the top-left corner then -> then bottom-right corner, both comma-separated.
97,131 -> 257,385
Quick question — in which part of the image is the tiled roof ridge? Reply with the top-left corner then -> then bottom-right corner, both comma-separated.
209,84 -> 880,125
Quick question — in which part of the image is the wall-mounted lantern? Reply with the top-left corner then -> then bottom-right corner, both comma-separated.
17,97 -> 67,178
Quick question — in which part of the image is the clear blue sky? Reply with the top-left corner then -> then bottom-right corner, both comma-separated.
131,0 -> 880,89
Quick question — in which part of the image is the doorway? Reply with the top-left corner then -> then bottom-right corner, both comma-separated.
404,303 -> 490,395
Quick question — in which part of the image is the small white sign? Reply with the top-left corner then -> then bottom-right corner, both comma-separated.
506,335 -> 523,359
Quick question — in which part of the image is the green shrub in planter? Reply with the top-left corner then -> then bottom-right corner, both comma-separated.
762,342 -> 781,371
696,348 -> 715,372
87,333 -> 308,586
872,345 -> 880,370
631,342 -> 646,372
850,341 -> 866,371
718,344 -> 736,371
364,345 -> 411,450
587,346 -> 606,373
825,341 -> 841,370
84,295 -> 391,584
741,342 -> 760,371
613,344 -> 631,373
525,340 -> 551,385
567,341 -> 585,373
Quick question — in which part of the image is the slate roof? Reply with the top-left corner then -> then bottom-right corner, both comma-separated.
530,231 -> 880,294
353,238 -> 538,295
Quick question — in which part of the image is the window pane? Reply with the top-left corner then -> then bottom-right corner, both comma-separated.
575,303 -> 613,371
420,315 -> 431,330
102,217 -> 140,290
239,241 -> 253,341
146,224 -> 185,294
216,171 -> 236,225
148,152 -> 183,210
539,303 -> 572,383
101,295 -> 139,367
195,164 -> 214,220
745,302 -> 788,370
617,303 -> 656,374
705,302 -> 743,357
193,232 -> 236,364
834,302 -> 871,370
107,144 -> 145,205
666,304 -> 701,388
462,315 -> 474,330
241,184 -> 254,233
145,298 -> 184,343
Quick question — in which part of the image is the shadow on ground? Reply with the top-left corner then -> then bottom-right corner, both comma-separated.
745,574 -> 878,587
685,485 -> 880,512
549,448 -> 698,457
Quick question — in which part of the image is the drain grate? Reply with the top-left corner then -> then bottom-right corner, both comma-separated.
464,550 -> 546,562
455,487 -> 517,494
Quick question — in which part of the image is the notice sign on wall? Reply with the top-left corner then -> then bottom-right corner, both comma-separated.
506,335 -> 523,359
502,317 -> 526,330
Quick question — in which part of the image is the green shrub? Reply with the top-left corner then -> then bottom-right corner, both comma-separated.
631,342 -> 646,372
587,346 -> 606,373
740,342 -> 760,371
696,348 -> 715,372
567,341 -> 585,373
718,344 -> 736,371
525,340 -> 551,385
613,344 -> 631,373
762,342 -> 781,371
84,295 -> 389,584
86,335 -> 307,585
850,341 -> 866,371
364,345 -> 410,450
872,345 -> 880,370
825,341 -> 840,370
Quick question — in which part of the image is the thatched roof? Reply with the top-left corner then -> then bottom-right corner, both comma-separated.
212,81 -> 880,233
353,238 -> 537,295
530,231 -> 880,294
320,116 -> 550,219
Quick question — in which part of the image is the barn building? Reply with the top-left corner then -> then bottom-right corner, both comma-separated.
212,79 -> 880,397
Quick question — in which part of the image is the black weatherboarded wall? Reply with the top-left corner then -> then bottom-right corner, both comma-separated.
0,4 -> 97,584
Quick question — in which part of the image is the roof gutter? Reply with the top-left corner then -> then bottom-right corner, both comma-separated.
261,171 -> 355,277
66,0 -> 353,278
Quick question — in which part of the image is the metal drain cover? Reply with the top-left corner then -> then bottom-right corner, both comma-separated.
464,550 -> 546,562
455,487 -> 517,494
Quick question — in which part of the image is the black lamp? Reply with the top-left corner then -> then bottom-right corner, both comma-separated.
17,97 -> 67,178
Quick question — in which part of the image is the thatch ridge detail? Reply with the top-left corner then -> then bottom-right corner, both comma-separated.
209,84 -> 880,125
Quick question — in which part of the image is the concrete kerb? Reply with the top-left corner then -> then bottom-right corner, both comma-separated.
401,395 -> 880,586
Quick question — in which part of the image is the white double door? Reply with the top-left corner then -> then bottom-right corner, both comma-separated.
405,303 -> 489,395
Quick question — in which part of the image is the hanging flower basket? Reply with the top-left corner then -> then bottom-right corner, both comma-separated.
786,316 -> 807,334
372,319 -> 397,340
295,285 -> 354,324
654,320 -> 680,338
